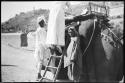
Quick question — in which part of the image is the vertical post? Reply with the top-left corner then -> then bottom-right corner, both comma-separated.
33,6 -> 35,15
88,1 -> 92,14
102,1 -> 106,17
104,2 -> 110,17
103,1 -> 105,6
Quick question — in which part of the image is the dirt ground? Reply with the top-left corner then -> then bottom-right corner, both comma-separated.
1,33 -> 124,82
1,33 -> 69,82
1,33 -> 37,82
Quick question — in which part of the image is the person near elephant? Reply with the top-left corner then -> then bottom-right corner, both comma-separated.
64,22 -> 83,82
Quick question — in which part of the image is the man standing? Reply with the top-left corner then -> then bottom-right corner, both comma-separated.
34,16 -> 49,80
64,23 -> 83,82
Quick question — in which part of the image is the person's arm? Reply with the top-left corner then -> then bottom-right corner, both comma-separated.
65,16 -> 74,25
65,14 -> 95,25
73,14 -> 95,21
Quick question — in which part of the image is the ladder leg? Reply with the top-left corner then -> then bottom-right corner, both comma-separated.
49,53 -> 56,74
39,55 -> 53,82
40,49 -> 65,82
53,55 -> 63,82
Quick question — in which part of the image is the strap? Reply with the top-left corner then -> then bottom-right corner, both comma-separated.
82,18 -> 97,57
77,18 -> 96,82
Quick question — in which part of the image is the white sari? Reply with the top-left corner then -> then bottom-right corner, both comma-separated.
46,2 -> 66,46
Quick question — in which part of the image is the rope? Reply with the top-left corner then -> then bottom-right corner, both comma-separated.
103,23 -> 123,46
78,18 -> 97,82
82,18 -> 97,57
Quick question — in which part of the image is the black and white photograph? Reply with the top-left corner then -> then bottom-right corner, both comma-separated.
1,1 -> 124,82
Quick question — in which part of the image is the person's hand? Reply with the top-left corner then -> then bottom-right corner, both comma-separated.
56,46 -> 62,54
81,8 -> 88,15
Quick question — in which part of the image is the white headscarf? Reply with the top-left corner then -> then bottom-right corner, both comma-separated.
37,15 -> 46,24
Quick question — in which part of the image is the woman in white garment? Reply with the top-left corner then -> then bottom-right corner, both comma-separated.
46,1 -> 68,48
34,16 -> 49,80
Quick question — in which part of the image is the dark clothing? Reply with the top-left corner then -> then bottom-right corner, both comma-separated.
20,33 -> 28,47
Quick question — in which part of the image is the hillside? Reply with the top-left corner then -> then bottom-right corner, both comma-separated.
1,9 -> 49,33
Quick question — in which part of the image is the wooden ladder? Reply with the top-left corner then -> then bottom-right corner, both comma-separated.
39,53 -> 64,82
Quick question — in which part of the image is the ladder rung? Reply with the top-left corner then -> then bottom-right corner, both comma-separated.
51,55 -> 62,58
40,77 -> 53,82
42,77 -> 50,79
46,66 -> 58,69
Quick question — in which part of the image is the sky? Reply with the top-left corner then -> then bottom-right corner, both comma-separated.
1,1 -> 81,23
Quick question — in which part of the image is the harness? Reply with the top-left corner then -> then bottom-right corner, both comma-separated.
103,23 -> 123,46
82,17 -> 123,56
66,13 -> 123,54
66,14 -> 123,56
82,18 -> 97,56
